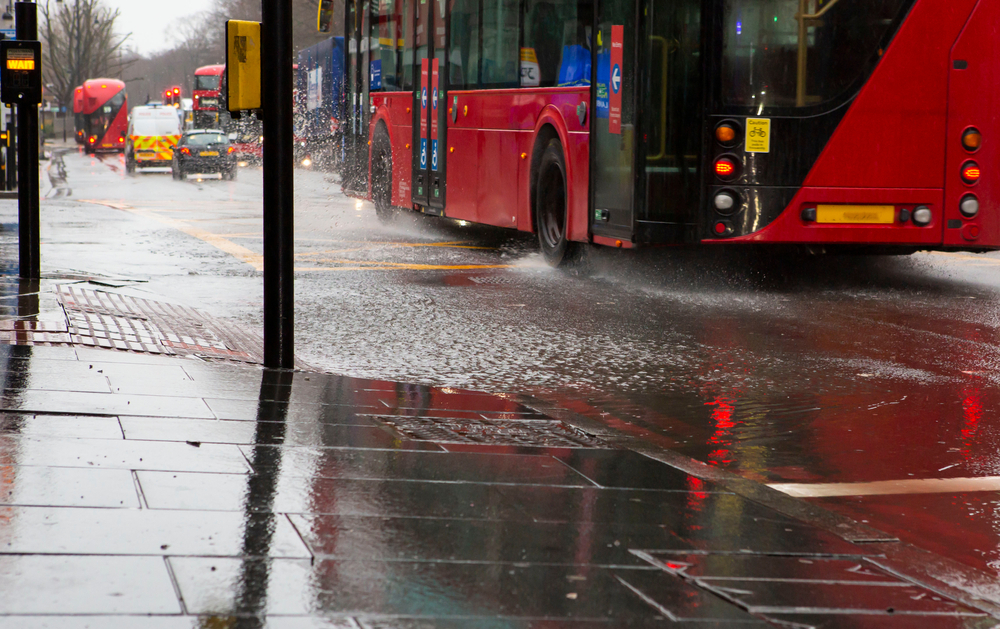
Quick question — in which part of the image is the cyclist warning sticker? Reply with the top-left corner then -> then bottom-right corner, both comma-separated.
746,118 -> 770,153
609,25 -> 623,135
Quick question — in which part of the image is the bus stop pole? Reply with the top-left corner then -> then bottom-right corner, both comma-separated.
15,1 -> 39,280
261,0 -> 295,369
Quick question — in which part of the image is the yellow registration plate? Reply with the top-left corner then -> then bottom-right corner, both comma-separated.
200,151 -> 219,157
816,205 -> 895,224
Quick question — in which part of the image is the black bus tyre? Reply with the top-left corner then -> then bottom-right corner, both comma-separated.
535,139 -> 579,267
371,126 -> 395,223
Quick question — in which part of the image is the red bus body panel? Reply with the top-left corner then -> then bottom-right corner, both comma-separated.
81,79 -> 127,151
371,87 -> 588,238
943,0 -> 1000,247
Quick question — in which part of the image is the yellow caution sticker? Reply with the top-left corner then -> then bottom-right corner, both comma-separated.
745,118 -> 771,154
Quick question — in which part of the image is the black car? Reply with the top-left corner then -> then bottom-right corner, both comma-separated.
172,130 -> 238,181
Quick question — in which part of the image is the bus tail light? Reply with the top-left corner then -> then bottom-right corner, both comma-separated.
88,136 -> 96,144
962,128 -> 982,152
715,122 -> 739,146
714,190 -> 738,214
180,147 -> 191,156
912,206 -> 933,226
227,146 -> 235,154
714,157 -> 739,181
960,194 -> 979,218
961,161 -> 981,185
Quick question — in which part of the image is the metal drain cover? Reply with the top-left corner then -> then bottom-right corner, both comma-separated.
370,415 -> 611,448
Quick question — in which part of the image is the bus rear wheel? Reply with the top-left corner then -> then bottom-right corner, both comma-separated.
535,139 -> 578,267
371,127 -> 395,223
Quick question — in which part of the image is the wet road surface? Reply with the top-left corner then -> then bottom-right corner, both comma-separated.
37,145 -> 1000,580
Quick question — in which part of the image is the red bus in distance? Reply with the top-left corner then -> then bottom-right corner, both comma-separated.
80,79 -> 127,154
340,0 -> 1000,265
72,85 -> 84,145
192,65 -> 225,128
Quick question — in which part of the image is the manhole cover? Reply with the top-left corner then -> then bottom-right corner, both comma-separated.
370,415 -> 611,448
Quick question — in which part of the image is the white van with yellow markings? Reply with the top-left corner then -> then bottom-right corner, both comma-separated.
125,105 -> 182,174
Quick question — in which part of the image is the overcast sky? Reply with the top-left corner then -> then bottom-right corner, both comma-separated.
104,0 -> 207,55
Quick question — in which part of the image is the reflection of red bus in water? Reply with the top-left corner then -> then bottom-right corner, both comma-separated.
72,85 -> 85,145
81,79 -> 127,153
192,65 -> 225,128
343,0 -> 1000,266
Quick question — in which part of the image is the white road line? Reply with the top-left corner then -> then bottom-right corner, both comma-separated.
769,476 -> 1000,498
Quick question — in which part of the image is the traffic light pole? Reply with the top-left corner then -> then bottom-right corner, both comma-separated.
15,1 -> 39,280
261,0 -> 294,369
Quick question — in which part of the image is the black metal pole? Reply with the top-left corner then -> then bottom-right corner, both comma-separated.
15,1 -> 39,280
261,0 -> 294,369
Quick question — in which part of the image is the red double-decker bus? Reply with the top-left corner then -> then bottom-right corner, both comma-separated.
338,0 -> 999,265
72,85 -> 85,145
193,65 -> 225,128
80,79 -> 127,153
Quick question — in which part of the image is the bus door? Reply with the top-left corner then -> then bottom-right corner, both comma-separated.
637,0 -> 701,242
411,0 -> 448,214
344,0 -> 372,194
591,0 -> 637,241
591,0 -> 701,244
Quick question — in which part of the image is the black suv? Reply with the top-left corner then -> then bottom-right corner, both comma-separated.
172,130 -> 238,181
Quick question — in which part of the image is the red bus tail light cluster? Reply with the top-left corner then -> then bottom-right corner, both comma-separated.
180,147 -> 191,156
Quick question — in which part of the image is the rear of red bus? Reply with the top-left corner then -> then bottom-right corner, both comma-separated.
192,65 -> 225,128
695,0 -> 1000,253
72,86 -> 84,145
80,79 -> 127,153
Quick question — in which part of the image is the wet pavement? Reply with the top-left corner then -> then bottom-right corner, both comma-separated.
0,341 -> 998,625
9,143 -> 1000,624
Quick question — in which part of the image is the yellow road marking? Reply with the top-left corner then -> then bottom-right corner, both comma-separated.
770,476 -> 1000,497
926,251 -> 1000,264
79,200 -> 509,272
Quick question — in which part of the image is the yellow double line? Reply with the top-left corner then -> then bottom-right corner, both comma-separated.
79,201 -> 512,272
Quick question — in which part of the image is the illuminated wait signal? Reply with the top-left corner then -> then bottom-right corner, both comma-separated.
6,59 -> 34,70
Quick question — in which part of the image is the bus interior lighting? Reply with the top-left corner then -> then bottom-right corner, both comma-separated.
962,161 -> 981,185
962,128 -> 982,152
912,206 -> 933,226
960,194 -> 980,218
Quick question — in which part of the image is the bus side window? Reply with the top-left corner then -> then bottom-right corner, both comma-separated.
521,0 -> 592,87
373,0 -> 391,90
401,0 -> 414,89
449,0 -> 480,89
481,0 -> 520,88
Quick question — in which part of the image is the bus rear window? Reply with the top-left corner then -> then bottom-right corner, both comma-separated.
195,75 -> 221,91
720,0 -> 910,109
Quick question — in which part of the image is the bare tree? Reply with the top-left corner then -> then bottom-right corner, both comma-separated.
40,0 -> 131,109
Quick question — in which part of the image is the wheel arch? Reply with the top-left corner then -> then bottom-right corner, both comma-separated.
528,106 -> 584,241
